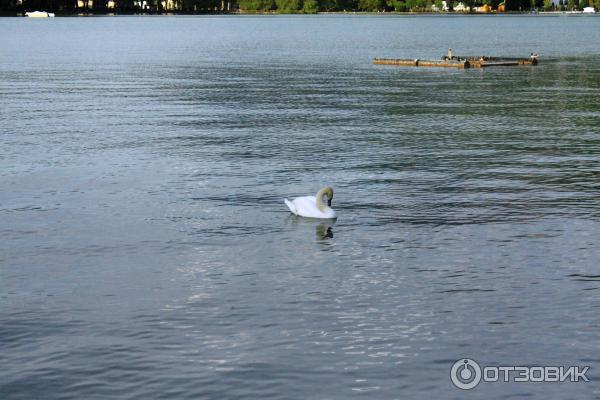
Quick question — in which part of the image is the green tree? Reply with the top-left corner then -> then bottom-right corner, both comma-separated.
358,0 -> 384,9
580,0 -> 588,6
518,0 -> 530,8
567,0 -> 574,9
543,0 -> 553,9
116,0 -> 135,11
434,0 -> 444,8
238,0 -> 273,10
336,0 -> 358,9
0,0 -> 15,11
318,0 -> 337,10
275,0 -> 300,11
303,0 -> 318,11
387,0 -> 408,9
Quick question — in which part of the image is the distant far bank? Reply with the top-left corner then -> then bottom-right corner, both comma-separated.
3,11 -> 599,16
3,0 -> 598,17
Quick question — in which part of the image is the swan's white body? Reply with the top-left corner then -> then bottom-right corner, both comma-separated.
284,187 -> 337,219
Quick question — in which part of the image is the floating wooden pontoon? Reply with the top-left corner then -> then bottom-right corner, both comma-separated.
373,49 -> 538,69
373,58 -> 469,68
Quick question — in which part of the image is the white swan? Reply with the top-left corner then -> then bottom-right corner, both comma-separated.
284,187 -> 337,219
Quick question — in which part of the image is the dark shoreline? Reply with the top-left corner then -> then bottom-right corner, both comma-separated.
2,11 -> 595,16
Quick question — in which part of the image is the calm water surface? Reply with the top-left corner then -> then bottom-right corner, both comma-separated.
1,15 -> 600,399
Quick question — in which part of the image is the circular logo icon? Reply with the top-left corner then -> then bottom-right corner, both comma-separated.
450,358 -> 482,390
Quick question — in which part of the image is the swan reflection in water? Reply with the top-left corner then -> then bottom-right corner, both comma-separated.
315,223 -> 334,240
286,215 -> 335,241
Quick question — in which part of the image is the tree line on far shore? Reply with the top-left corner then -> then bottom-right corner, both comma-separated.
239,0 -> 595,11
2,0 -> 597,14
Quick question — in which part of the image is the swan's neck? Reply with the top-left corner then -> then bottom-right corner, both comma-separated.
316,195 -> 326,212
315,187 -> 332,212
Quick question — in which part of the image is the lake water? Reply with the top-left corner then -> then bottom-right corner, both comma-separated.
1,15 -> 600,399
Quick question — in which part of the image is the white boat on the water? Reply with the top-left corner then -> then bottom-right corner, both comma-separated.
25,11 -> 55,18
582,6 -> 596,13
